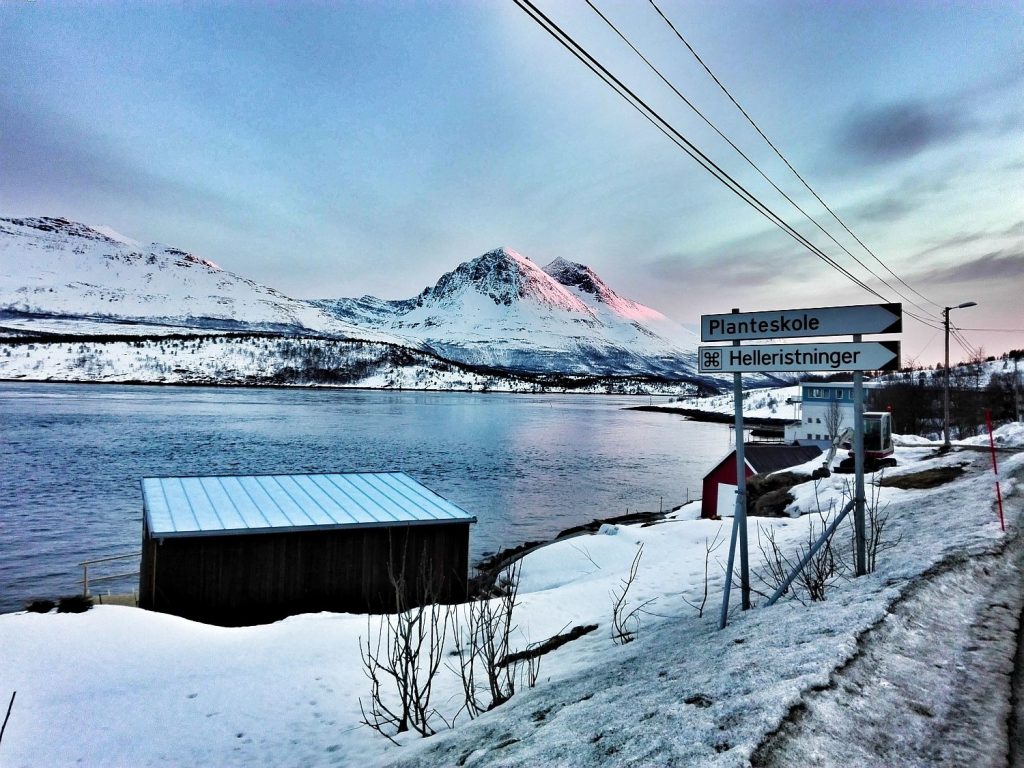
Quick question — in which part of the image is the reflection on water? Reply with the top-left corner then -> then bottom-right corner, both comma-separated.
0,382 -> 732,611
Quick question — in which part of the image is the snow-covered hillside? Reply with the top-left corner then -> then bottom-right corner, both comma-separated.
316,248 -> 702,379
0,217 -> 395,342
0,335 -> 696,395
1,220 -> 711,384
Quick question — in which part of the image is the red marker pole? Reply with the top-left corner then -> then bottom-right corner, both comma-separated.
985,409 -> 1005,531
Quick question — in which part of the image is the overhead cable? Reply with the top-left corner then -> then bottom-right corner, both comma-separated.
586,0 -> 940,321
646,0 -> 945,315
511,0 -> 890,305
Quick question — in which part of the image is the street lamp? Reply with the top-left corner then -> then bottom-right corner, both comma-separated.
943,301 -> 977,448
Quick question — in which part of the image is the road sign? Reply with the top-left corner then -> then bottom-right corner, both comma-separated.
701,303 -> 902,342
698,340 -> 900,373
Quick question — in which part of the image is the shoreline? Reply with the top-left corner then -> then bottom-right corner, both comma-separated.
469,502 -> 696,595
0,376 -> 697,397
625,404 -> 790,428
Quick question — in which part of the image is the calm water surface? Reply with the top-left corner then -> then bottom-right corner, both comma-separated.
0,383 -> 733,611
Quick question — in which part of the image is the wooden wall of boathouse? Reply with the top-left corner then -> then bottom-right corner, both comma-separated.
139,521 -> 471,626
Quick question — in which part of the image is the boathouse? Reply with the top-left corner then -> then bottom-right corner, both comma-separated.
138,472 -> 476,626
701,444 -> 822,519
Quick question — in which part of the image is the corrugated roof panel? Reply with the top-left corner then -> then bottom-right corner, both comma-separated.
142,472 -> 475,538
348,473 -> 423,523
372,473 -> 445,521
316,474 -> 387,525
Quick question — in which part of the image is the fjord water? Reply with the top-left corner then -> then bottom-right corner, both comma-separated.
0,383 -> 733,612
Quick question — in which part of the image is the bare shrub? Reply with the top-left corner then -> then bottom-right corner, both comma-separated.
754,492 -> 841,604
610,546 -> 652,644
866,473 -> 901,573
522,639 -> 543,690
359,544 -> 452,743
452,561 -> 522,719
682,528 -> 725,618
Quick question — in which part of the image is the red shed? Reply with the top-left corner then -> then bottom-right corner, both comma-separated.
701,444 -> 822,519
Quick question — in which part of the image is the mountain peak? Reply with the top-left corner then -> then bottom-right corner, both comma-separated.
424,247 -> 593,314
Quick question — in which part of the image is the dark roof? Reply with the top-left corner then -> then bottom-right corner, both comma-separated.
744,444 -> 822,474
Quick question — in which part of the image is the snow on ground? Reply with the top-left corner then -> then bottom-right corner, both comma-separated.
0,336 -> 694,395
0,437 -> 1022,767
958,420 -> 1024,449
892,421 -> 1024,450
656,385 -> 802,420
0,317 -> 218,337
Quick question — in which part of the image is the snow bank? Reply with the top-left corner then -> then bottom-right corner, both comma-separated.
654,385 -> 803,420
0,442 -> 1020,767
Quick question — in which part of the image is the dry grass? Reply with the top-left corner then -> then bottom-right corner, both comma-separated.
878,465 -> 966,490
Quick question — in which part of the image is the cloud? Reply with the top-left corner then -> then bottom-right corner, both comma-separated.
840,100 -> 972,164
837,64 -> 1024,167
0,91 -> 266,230
911,230 -> 993,260
851,194 -> 918,223
912,248 -> 1024,286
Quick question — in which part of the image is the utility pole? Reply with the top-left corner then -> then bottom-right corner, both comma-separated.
1015,354 -> 1022,423
943,301 -> 977,448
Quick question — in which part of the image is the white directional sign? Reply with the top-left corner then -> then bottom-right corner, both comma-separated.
701,303 -> 902,342
698,341 -> 900,373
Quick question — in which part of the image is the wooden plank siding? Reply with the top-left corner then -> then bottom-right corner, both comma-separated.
139,522 -> 470,626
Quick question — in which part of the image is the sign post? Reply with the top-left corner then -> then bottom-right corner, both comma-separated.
702,303 -> 901,628
853,335 -> 866,576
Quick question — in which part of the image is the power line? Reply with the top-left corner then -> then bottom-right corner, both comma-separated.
585,0 -> 942,322
957,328 -> 1024,333
511,0 -> 891,305
646,0 -> 945,316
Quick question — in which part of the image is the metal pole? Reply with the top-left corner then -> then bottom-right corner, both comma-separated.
766,498 -> 856,605
731,309 -> 750,610
718,509 -> 740,629
853,333 -> 866,576
943,306 -> 951,448
1015,355 -> 1021,423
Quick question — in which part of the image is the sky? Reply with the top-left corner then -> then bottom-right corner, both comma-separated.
1,0 -> 1021,363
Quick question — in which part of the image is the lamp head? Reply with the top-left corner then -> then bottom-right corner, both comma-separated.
957,301 -> 977,309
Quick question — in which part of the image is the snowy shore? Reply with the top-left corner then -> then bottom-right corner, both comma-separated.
0,425 -> 1022,766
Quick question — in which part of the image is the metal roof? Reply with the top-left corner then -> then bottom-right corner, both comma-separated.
142,472 -> 476,538
744,445 -> 823,474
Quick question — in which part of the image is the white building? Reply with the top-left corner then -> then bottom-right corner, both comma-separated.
784,381 -> 862,447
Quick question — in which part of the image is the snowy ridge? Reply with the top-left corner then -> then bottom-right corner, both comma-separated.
0,217 -> 398,343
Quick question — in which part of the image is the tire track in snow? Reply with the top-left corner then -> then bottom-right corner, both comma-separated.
752,523 -> 1024,767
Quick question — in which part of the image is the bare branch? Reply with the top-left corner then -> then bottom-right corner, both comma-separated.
611,546 -> 646,644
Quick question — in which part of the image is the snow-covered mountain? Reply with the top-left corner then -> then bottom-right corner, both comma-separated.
0,217 -> 394,341
1,218 -> 709,383
316,247 -> 700,378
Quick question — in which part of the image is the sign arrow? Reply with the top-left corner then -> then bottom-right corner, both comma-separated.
701,303 -> 902,342
698,341 -> 901,373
